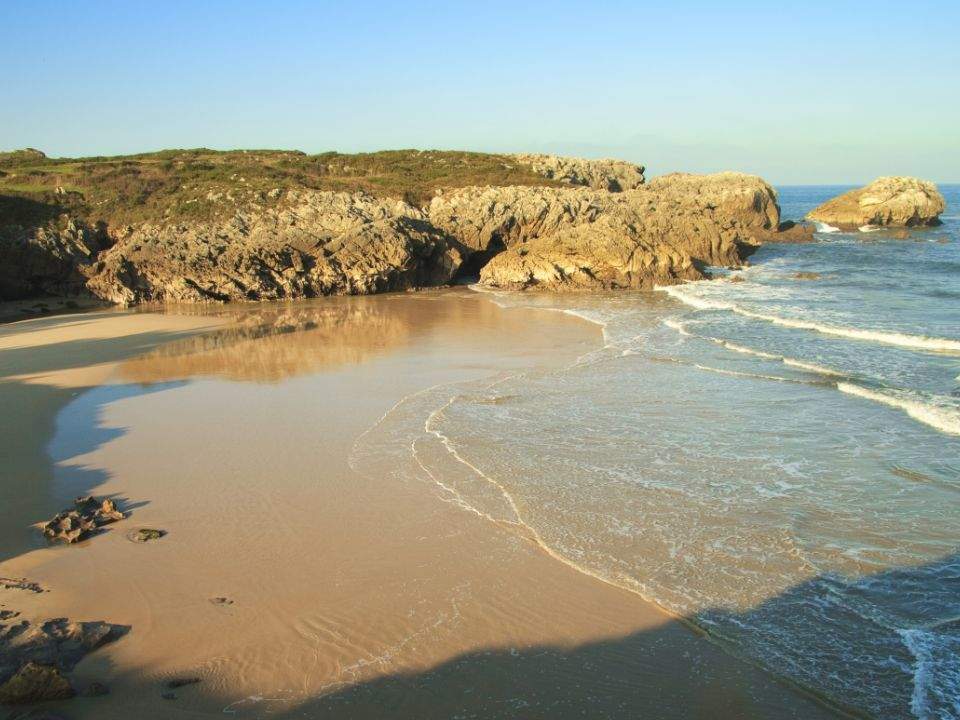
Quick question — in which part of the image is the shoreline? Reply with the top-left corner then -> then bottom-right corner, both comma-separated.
0,290 -> 843,719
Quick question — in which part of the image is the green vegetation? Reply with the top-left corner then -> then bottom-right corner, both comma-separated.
0,148 -> 560,230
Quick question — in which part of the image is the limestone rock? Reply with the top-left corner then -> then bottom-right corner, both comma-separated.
2,164 -> 796,301
510,154 -> 645,191
42,497 -> 125,544
431,172 -> 782,291
807,177 -> 945,229
0,219 -> 107,300
85,191 -> 462,305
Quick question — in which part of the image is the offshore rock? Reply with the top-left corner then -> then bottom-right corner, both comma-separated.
807,177 -> 945,229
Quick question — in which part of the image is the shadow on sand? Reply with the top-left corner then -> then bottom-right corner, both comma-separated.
0,323 -> 215,564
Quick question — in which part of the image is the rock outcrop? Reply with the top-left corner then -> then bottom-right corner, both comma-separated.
807,177 -> 945,229
0,617 -> 127,703
41,496 -> 125,544
510,154 -> 645,191
1,158 -> 799,302
85,191 -> 462,304
430,172 -> 781,290
0,219 -> 108,300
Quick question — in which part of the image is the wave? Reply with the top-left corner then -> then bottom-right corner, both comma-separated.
714,339 -> 842,377
561,307 -> 608,330
659,285 -> 960,354
693,364 -> 822,385
814,222 -> 842,233
662,318 -> 690,336
837,383 -> 960,436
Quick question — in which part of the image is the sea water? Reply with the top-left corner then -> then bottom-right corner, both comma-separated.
353,187 -> 960,719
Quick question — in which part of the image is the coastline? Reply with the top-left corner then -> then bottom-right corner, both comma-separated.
0,291 -> 843,719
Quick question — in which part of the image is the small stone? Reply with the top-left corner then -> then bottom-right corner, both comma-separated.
165,676 -> 201,689
82,680 -> 110,696
132,528 -> 166,543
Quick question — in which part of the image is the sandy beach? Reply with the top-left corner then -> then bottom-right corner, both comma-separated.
0,291 -> 842,719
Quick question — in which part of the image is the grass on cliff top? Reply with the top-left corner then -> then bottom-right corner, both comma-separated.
0,148 -> 561,231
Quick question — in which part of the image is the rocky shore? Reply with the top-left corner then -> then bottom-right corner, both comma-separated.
0,150 -> 945,307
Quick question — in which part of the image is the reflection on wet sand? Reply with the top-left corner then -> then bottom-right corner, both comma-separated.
118,300 -> 421,383
117,293 -> 529,384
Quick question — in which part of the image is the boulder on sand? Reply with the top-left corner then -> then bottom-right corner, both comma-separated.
807,177 -> 945,229
41,496 -> 125,544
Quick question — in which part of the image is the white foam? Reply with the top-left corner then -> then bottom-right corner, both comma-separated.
859,225 -> 881,233
662,318 -> 690,336
714,339 -> 842,377
814,222 -> 842,233
782,358 -> 843,377
837,383 -> 960,436
694,364 -> 800,384
716,339 -> 780,360
659,285 -> 960,354
897,627 -> 960,720
561,307 -> 607,329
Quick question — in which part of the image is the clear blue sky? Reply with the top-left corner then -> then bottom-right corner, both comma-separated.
3,1 -> 958,183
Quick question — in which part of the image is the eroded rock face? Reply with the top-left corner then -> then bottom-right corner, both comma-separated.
510,154 -> 645,191
807,177 -> 945,229
3,164 -> 793,302
85,191 -> 462,305
432,172 -> 781,290
0,220 -> 107,300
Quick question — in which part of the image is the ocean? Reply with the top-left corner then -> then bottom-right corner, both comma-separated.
353,186 -> 960,719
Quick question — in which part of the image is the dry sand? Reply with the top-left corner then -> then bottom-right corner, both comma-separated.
0,292 -> 843,719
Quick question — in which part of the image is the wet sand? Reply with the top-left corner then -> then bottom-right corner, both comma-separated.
0,292 -> 843,719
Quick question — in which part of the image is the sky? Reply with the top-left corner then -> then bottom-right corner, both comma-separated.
2,1 -> 958,184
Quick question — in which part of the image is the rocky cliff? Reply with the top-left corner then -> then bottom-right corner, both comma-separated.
1,152 -> 794,304
433,172 -> 780,290
85,191 -> 460,304
807,177 -> 945,229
